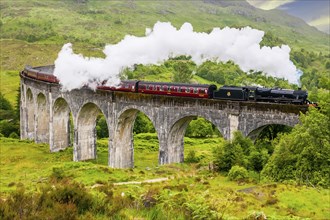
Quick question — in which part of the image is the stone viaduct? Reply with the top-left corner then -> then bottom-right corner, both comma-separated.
20,69 -> 308,168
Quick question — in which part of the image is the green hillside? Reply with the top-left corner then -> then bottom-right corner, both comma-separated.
1,0 -> 328,50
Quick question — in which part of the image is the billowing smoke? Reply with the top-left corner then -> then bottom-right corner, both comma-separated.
54,22 -> 299,91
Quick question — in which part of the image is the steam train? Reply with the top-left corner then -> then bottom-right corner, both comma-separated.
22,65 -> 311,105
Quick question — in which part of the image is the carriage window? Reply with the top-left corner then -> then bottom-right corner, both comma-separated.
186,88 -> 190,93
147,85 -> 150,90
164,86 -> 168,91
140,85 -> 146,89
200,89 -> 205,94
194,88 -> 198,94
180,87 -> 186,92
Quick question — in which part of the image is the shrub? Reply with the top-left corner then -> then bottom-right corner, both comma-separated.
185,118 -> 213,138
9,132 -> 19,139
246,211 -> 267,220
185,150 -> 200,163
142,188 -> 160,208
228,166 -> 249,181
50,182 -> 94,214
0,120 -> 19,137
96,116 -> 109,138
51,167 -> 65,180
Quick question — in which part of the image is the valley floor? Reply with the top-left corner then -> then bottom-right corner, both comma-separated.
0,137 -> 329,219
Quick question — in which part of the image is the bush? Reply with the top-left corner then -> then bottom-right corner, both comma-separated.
135,133 -> 158,140
51,167 -> 66,180
133,112 -> 155,134
185,150 -> 200,163
96,115 -> 109,138
0,120 -> 19,137
9,132 -> 19,139
185,118 -> 213,138
96,139 -> 108,149
50,182 -> 95,214
228,166 -> 249,181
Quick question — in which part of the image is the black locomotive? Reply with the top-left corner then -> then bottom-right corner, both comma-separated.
213,86 -> 309,104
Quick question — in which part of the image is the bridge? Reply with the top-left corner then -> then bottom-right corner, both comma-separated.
20,66 -> 308,168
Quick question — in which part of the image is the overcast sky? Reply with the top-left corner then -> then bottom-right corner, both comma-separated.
247,0 -> 330,34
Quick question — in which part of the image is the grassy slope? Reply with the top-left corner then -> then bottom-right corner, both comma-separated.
0,137 -> 329,219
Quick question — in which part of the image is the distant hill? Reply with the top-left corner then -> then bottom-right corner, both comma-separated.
0,0 -> 328,54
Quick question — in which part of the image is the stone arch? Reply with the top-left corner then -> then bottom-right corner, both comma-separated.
169,113 -> 225,138
26,88 -> 35,139
75,102 -> 105,161
110,107 -> 157,168
52,97 -> 72,152
246,122 -> 294,141
36,93 -> 49,143
116,106 -> 157,131
166,114 -> 223,164
167,116 -> 195,163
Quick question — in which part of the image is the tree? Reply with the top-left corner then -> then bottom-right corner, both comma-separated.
185,118 -> 213,138
96,115 -> 108,138
0,92 -> 20,137
213,131 -> 249,172
248,147 -> 269,181
325,61 -> 330,69
231,131 -> 254,156
172,61 -> 195,83
133,112 -> 155,134
0,92 -> 14,120
15,87 -> 21,121
262,102 -> 330,187
213,131 -> 272,175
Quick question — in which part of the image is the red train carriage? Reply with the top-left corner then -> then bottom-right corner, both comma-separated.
97,80 -> 138,92
137,81 -> 217,99
22,65 -> 59,83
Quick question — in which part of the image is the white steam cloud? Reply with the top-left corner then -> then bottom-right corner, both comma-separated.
54,22 -> 299,91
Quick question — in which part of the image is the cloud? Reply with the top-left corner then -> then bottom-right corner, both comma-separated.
247,0 -> 296,10
308,16 -> 330,33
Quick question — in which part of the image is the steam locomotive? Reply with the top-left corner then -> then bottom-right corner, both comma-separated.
21,65 -> 311,105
